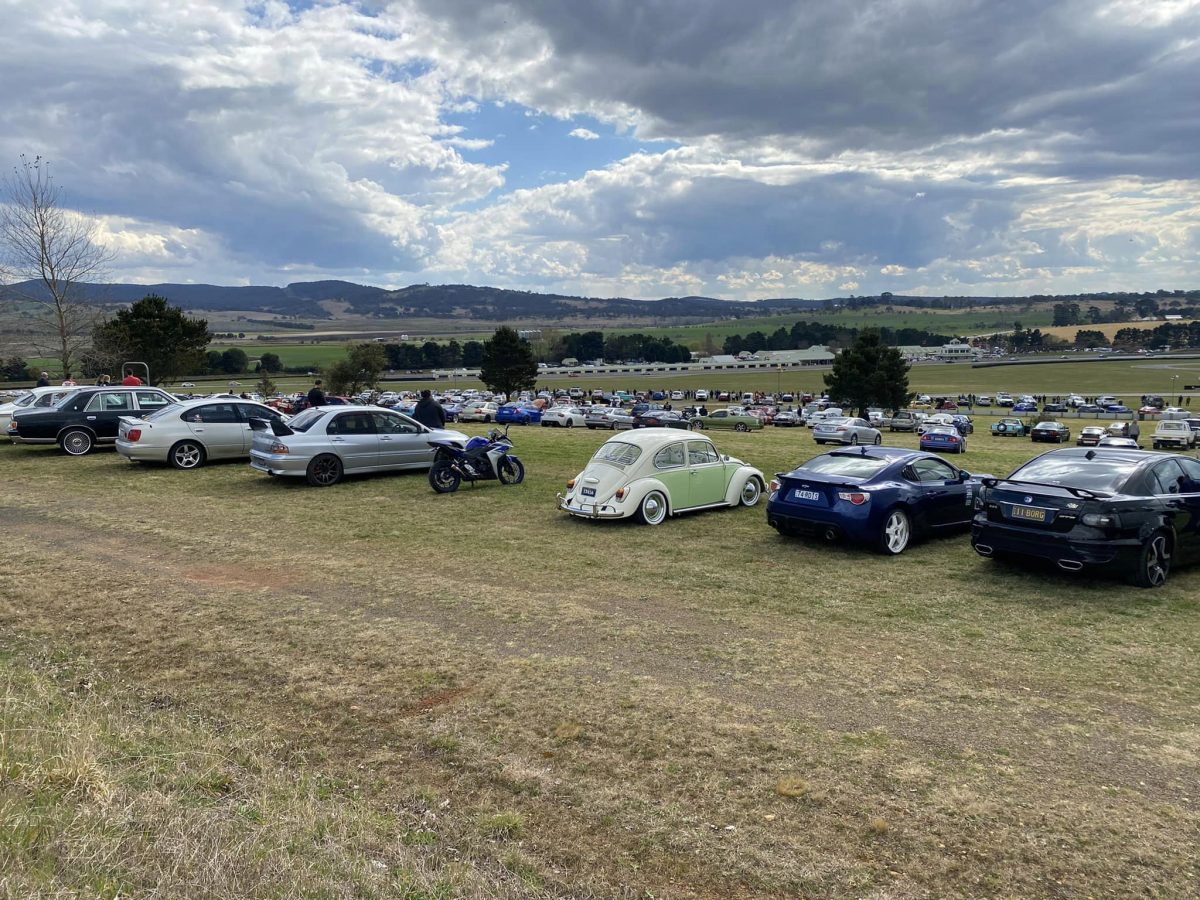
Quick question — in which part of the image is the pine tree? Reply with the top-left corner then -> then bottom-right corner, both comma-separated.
823,329 -> 911,416
480,326 -> 538,398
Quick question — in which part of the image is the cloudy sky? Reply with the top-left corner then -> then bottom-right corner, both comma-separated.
1,0 -> 1197,300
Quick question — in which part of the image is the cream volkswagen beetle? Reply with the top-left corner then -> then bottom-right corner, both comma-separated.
558,428 -> 765,525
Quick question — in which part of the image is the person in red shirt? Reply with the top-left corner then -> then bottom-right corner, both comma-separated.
121,370 -> 143,386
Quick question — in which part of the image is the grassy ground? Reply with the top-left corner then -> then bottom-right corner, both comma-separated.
2,425 -> 1198,897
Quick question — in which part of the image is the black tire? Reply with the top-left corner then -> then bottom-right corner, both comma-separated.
877,508 -> 912,555
498,457 -> 525,485
483,415 -> 491,423
692,420 -> 705,430
305,454 -> 343,487
60,429 -> 93,456
636,490 -> 668,525
739,477 -> 762,507
1130,531 -> 1171,588
850,434 -> 859,445
735,422 -> 750,432
429,461 -> 461,493
873,434 -> 882,445
169,440 -> 206,470
565,419 -> 574,428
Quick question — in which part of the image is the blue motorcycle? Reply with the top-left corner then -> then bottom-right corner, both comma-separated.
428,426 -> 525,493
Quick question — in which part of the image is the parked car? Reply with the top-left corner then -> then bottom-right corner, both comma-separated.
8,386 -> 176,455
116,398 -> 288,469
1098,436 -> 1141,449
916,413 -> 955,435
495,402 -> 543,425
248,407 -> 467,486
635,410 -> 691,430
920,424 -> 967,454
689,409 -> 763,432
949,414 -> 974,435
1076,426 -> 1106,446
459,401 -> 499,423
767,447 -> 990,555
971,447 -> 1200,586
1042,402 -> 1068,413
1152,420 -> 1196,450
541,406 -> 586,428
990,417 -> 1028,437
1030,421 -> 1071,443
0,385 -> 79,438
557,430 -> 764,525
812,417 -> 882,446
1077,403 -> 1104,414
772,410 -> 802,427
1012,401 -> 1038,413
888,410 -> 921,432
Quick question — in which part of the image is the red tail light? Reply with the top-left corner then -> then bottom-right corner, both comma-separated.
126,429 -> 141,442
837,491 -> 870,505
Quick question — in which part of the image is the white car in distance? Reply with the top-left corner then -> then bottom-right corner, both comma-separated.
542,406 -> 586,428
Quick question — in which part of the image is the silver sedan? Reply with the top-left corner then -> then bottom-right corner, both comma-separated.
811,416 -> 883,446
117,398 -> 288,469
249,406 -> 467,486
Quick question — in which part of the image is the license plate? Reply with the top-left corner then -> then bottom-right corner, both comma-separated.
581,487 -> 596,497
793,489 -> 820,501
1010,504 -> 1047,522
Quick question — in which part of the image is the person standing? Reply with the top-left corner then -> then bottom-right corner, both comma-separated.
36,371 -> 51,387
411,389 -> 447,429
1128,418 -> 1140,445
306,379 -> 326,408
121,369 -> 143,386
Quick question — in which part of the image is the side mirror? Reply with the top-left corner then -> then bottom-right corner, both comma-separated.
959,470 -> 970,482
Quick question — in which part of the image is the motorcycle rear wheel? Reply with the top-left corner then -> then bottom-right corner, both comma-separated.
429,461 -> 462,493
498,457 -> 525,485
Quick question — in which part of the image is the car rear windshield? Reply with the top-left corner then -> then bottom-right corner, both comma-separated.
1008,455 -> 1139,494
285,409 -> 323,433
145,403 -> 184,421
797,454 -> 891,479
592,441 -> 642,468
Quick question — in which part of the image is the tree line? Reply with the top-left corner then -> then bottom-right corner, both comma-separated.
723,321 -> 950,355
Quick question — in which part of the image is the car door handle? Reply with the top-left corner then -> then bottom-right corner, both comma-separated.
193,427 -> 205,433
380,436 -> 392,442
86,415 -> 96,420
330,437 -> 345,442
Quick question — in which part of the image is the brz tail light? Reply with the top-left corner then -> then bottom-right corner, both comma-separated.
126,428 -> 142,442
615,487 -> 626,500
837,491 -> 869,505
268,441 -> 289,454
769,479 -> 781,493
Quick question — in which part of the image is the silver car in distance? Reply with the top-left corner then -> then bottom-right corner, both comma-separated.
116,398 -> 288,469
248,406 -> 468,486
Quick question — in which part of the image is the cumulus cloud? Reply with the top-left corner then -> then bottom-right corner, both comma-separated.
0,0 -> 1195,298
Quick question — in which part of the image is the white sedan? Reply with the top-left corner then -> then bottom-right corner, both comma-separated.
541,406 -> 586,428
0,385 -> 79,438
459,401 -> 500,422
116,397 -> 288,469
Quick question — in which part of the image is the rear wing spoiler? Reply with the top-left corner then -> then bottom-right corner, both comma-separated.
248,417 -> 294,437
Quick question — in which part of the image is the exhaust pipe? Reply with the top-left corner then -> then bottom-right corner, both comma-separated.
823,527 -> 838,542
974,543 -> 993,556
1057,559 -> 1084,572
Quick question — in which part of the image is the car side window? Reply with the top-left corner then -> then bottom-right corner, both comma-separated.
687,441 -> 720,465
912,458 -> 957,483
1149,460 -> 1186,495
328,412 -> 376,435
654,443 -> 685,468
237,403 -> 279,423
183,403 -> 240,424
372,412 -> 418,435
136,391 -> 170,410
100,392 -> 133,411
1175,457 -> 1200,488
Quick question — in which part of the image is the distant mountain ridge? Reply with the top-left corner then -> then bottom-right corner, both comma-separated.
3,279 -> 1193,323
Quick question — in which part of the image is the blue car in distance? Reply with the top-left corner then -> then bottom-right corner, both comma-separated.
766,447 -> 991,555
920,424 -> 967,454
496,402 -> 543,425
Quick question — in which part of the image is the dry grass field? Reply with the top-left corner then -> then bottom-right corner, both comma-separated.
2,425 -> 1199,897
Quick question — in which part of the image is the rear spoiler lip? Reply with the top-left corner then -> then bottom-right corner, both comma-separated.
982,477 -> 1110,499
248,417 -> 295,437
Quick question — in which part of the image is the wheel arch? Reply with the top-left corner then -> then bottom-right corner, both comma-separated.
724,467 -> 764,506
57,424 -> 97,444
625,477 -> 673,517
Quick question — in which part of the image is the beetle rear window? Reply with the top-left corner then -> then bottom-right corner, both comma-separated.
799,454 -> 891,479
592,441 -> 642,468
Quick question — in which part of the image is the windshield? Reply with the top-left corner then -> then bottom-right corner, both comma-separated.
286,409 -> 324,433
52,389 -> 84,409
10,391 -> 34,407
145,403 -> 184,421
798,454 -> 891,480
1008,455 -> 1140,494
592,441 -> 642,468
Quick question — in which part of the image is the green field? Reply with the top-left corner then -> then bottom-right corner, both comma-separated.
1,425 -> 1197,896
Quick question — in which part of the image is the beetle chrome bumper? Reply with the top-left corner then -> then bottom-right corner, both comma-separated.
556,492 -> 625,519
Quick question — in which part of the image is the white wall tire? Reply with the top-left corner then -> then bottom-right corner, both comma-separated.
636,490 -> 668,525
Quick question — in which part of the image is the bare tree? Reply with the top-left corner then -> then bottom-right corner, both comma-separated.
0,155 -> 113,377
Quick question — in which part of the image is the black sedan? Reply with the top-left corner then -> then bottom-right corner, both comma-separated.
1030,421 -> 1071,443
8,386 -> 176,455
971,447 -> 1200,587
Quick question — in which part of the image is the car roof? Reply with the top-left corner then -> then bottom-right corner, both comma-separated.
603,428 -> 711,449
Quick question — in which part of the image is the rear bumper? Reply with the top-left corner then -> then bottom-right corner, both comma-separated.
557,493 -> 627,519
115,439 -> 166,462
249,450 -> 307,477
766,499 -> 875,543
971,521 -> 1141,569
